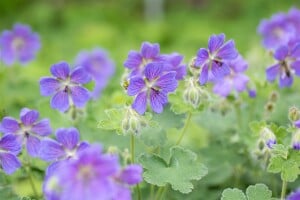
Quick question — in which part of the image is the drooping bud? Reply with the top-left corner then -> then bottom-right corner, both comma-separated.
183,77 -> 209,109
292,129 -> 300,150
289,106 -> 300,122
121,107 -> 148,135
268,91 -> 279,103
260,127 -> 276,148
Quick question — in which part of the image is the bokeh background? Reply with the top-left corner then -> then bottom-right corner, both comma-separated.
1,0 -> 300,199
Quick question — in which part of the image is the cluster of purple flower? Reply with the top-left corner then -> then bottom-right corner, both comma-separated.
0,24 -> 40,66
0,108 -> 51,173
258,7 -> 300,87
194,33 -> 255,97
124,42 -> 186,114
44,145 -> 142,200
39,50 -> 115,113
0,108 -> 142,200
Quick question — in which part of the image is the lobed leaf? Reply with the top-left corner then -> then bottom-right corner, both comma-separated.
139,146 -> 208,193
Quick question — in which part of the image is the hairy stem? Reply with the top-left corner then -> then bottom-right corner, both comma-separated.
280,180 -> 287,200
25,164 -> 39,198
176,112 -> 192,145
130,134 -> 141,200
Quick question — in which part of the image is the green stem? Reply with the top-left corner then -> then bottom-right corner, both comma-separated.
25,165 -> 39,198
154,187 -> 165,200
175,112 -> 192,145
280,180 -> 287,200
130,134 -> 141,200
234,103 -> 242,130
130,134 -> 135,163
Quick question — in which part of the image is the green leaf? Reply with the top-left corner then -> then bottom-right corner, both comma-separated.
273,126 -> 288,143
221,184 -> 273,200
152,106 -> 185,129
289,150 -> 300,165
139,146 -> 208,194
281,160 -> 299,182
221,188 -> 246,200
271,144 -> 288,159
139,127 -> 167,147
98,108 -> 124,133
267,156 -> 284,173
246,184 -> 272,200
249,121 -> 266,136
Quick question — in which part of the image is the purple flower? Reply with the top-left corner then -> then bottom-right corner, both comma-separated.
287,7 -> 300,34
292,129 -> 300,150
75,48 -> 115,99
0,23 -> 40,66
40,61 -> 91,112
258,12 -> 296,50
266,43 -> 300,87
212,55 -> 250,97
0,108 -> 52,157
127,62 -> 178,115
160,53 -> 187,80
39,127 -> 89,176
194,33 -> 238,85
287,188 -> 300,200
124,42 -> 163,77
43,145 -> 142,200
0,134 -> 22,174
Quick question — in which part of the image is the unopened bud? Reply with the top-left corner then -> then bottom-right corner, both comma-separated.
121,107 -> 147,135
107,146 -> 119,154
260,127 -> 276,149
269,91 -> 279,102
288,106 -> 300,122
183,77 -> 208,108
292,129 -> 300,150
264,102 -> 275,113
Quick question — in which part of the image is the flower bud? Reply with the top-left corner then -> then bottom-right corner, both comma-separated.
292,129 -> 300,150
121,107 -> 147,135
289,106 -> 300,122
183,77 -> 208,108
268,91 -> 279,102
260,127 -> 276,148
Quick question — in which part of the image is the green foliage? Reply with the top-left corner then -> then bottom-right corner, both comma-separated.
98,108 -> 125,134
139,146 -> 208,193
221,188 -> 246,200
268,148 -> 300,182
221,184 -> 272,200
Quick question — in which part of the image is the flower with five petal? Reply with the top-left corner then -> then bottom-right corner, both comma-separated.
194,33 -> 238,85
266,43 -> 300,87
0,23 -> 40,66
127,62 -> 178,115
39,61 -> 91,112
39,127 -> 89,176
0,108 -> 52,157
75,48 -> 115,99
43,145 -> 142,200
213,55 -> 250,97
124,42 -> 163,77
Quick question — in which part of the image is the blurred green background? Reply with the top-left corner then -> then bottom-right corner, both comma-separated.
1,0 -> 300,199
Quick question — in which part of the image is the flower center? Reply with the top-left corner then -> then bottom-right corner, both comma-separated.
77,165 -> 94,182
12,37 -> 25,51
280,60 -> 291,78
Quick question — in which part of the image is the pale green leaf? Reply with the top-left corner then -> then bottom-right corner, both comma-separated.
221,188 -> 246,200
271,144 -> 288,159
281,160 -> 299,182
267,156 -> 284,173
139,146 -> 208,194
246,184 -> 272,200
